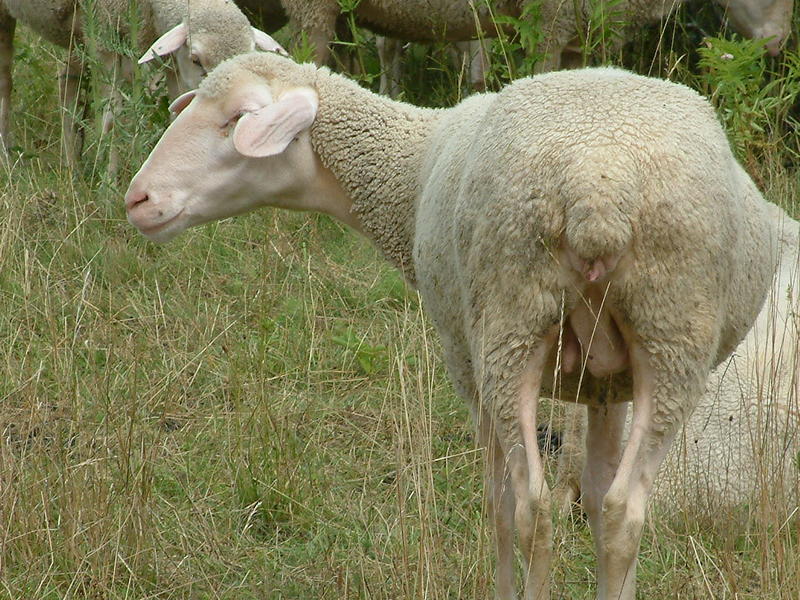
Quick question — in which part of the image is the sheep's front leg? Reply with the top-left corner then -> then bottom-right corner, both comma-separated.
0,8 -> 15,156
376,37 -> 402,99
595,347 -> 687,600
96,51 -> 124,177
289,2 -> 338,67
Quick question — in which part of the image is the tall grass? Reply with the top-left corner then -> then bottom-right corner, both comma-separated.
1,3 -> 799,598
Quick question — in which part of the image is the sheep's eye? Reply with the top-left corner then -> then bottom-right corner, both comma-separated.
223,112 -> 244,131
190,54 -> 202,67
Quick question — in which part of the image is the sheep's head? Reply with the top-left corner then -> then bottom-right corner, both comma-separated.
138,11 -> 287,90
723,0 -> 794,56
125,55 -> 353,243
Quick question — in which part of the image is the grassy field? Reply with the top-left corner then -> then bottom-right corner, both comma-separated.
1,3 -> 799,598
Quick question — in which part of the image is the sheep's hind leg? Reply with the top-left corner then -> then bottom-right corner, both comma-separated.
594,344 -> 693,600
486,333 -> 557,600
0,9 -> 15,157
477,408 -> 517,600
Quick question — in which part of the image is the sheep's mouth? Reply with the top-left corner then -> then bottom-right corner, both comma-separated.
133,208 -> 186,242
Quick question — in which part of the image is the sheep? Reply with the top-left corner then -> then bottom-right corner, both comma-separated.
555,204 -> 800,515
123,51 -> 778,600
537,0 -> 795,71
0,0 -> 282,166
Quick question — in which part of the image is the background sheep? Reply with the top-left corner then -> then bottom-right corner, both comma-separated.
537,0 -> 794,71
274,0 -> 793,97
0,0 -> 281,166
123,51 -> 777,600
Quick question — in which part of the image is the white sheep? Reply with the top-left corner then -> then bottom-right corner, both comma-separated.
538,0 -> 795,71
0,0 -> 282,165
123,52 -> 778,600
554,204 -> 800,515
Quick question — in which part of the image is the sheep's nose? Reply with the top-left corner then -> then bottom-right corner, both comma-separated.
125,187 -> 149,211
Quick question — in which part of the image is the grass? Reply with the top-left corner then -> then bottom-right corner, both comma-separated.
1,3 -> 799,599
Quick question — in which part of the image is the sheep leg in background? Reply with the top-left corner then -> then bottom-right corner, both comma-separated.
0,7 -> 14,156
553,401 -> 588,512
453,39 -> 488,92
594,346 -> 687,600
580,403 -> 626,594
95,51 -> 130,177
59,51 -> 85,170
304,6 -> 338,66
376,36 -> 402,98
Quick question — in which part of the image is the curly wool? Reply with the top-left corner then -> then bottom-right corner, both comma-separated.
656,204 -> 800,511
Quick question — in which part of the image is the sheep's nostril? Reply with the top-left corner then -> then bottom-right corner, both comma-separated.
125,190 -> 149,211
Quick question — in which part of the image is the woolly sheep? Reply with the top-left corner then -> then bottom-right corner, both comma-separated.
555,205 -> 799,515
123,52 -> 778,599
538,0 -> 795,71
0,0 -> 282,164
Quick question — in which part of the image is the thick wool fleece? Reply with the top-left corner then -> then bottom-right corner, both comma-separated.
656,204 -> 799,510
416,67 -> 775,432
200,52 -> 776,447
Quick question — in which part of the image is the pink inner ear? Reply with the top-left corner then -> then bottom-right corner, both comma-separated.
233,90 -> 318,158
169,90 -> 197,115
138,22 -> 189,64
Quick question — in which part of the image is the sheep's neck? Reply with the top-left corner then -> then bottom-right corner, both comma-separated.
311,72 -> 440,285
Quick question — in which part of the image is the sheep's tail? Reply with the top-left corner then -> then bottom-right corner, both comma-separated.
563,176 -> 636,282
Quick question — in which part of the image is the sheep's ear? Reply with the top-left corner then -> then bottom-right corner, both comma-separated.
138,22 -> 189,64
169,90 -> 197,115
252,28 -> 288,56
233,89 -> 318,158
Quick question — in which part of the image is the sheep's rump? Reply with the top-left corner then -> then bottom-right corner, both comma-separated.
415,67 -> 777,407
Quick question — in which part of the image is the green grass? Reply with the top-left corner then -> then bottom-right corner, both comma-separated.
1,4 -> 799,599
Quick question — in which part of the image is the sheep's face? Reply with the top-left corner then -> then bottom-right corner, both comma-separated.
725,0 -> 794,55
125,74 -> 322,243
173,40 -> 215,90
139,23 -> 286,90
